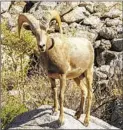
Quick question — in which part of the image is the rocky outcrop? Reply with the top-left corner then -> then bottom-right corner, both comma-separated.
5,105 -> 118,129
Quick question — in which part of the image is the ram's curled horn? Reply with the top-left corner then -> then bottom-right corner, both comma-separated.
18,13 -> 41,38
46,10 -> 63,34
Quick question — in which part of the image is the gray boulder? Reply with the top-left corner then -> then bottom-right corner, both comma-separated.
105,18 -> 122,27
93,40 -> 101,48
6,105 -> 118,129
110,98 -> 123,129
99,26 -> 117,40
62,7 -> 87,23
97,65 -> 110,75
94,69 -> 108,80
99,39 -> 111,50
9,5 -> 24,14
93,3 -> 107,14
1,2 -> 11,13
111,38 -> 123,52
55,2 -> 79,16
85,2 -> 94,13
83,16 -> 101,28
37,2 -> 57,10
103,8 -> 122,18
96,50 -> 117,66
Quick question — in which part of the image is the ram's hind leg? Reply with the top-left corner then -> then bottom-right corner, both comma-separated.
84,66 -> 93,126
74,77 -> 87,119
50,78 -> 59,115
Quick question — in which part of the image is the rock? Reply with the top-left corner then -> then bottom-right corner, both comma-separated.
9,5 -> 24,14
1,12 -> 12,22
93,12 -> 102,18
55,2 -> 80,16
83,16 -> 101,28
93,40 -> 101,48
100,2 -> 121,8
38,2 -> 57,10
29,2 -> 57,20
99,26 -> 117,40
85,2 -> 94,13
99,39 -> 111,50
70,30 -> 97,42
1,12 -> 16,30
61,22 -> 69,34
62,7 -> 87,23
103,8 -> 122,18
96,50 -> 117,66
1,2 -> 11,13
111,38 -> 123,52
94,70 -> 108,80
93,3 -> 107,14
96,80 -> 109,98
116,24 -> 123,35
105,18 -> 122,27
9,90 -> 20,96
110,98 -> 123,129
97,65 -> 110,75
6,105 -> 118,129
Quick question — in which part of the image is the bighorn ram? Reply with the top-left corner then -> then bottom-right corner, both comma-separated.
18,10 -> 94,126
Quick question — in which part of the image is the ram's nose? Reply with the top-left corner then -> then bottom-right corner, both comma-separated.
38,44 -> 46,52
39,44 -> 45,48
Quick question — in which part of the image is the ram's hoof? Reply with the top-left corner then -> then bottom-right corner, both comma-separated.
83,118 -> 89,127
74,110 -> 81,119
57,116 -> 64,126
52,111 -> 58,116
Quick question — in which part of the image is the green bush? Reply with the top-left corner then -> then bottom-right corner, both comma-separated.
1,20 -> 37,129
1,95 -> 28,129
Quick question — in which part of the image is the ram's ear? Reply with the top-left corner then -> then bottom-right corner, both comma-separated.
23,23 -> 31,30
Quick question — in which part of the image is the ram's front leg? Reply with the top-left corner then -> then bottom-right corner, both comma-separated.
50,78 -> 59,115
58,74 -> 66,125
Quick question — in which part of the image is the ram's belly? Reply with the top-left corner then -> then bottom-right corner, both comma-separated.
48,69 -> 85,79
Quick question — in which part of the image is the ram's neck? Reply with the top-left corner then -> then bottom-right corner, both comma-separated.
45,36 -> 70,74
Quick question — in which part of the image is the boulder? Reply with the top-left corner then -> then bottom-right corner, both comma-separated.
78,2 -> 94,13
1,2 -> 11,13
62,7 -> 87,23
96,80 -> 110,98
85,2 -> 94,13
94,70 -> 108,80
5,105 -> 118,129
99,39 -> 111,50
61,22 -> 69,34
105,18 -> 122,27
111,38 -> 123,52
37,2 -> 57,10
97,65 -> 110,75
103,8 -> 122,18
69,30 -> 97,42
110,98 -> 123,129
9,5 -> 24,14
99,26 -> 117,40
93,40 -> 101,48
55,2 -> 79,16
96,50 -> 117,66
83,16 -> 101,28
93,3 -> 107,14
